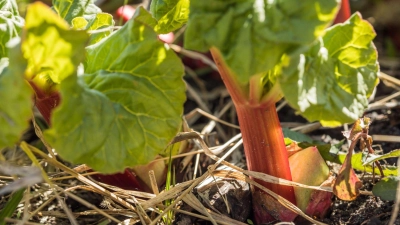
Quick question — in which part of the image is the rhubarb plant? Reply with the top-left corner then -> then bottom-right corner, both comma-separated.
0,0 -> 186,175
0,0 -> 381,223
179,0 -> 379,223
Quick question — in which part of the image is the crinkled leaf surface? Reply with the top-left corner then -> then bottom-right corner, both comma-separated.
184,0 -> 339,85
44,9 -> 185,173
72,13 -> 114,45
281,13 -> 379,127
0,52 -> 33,149
52,0 -> 101,25
0,0 -> 24,58
22,2 -> 88,93
150,0 -> 189,34
372,176 -> 399,201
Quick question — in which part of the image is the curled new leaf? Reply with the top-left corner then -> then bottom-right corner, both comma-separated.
333,150 -> 363,201
288,146 -> 330,212
44,8 -> 185,173
281,13 -> 379,127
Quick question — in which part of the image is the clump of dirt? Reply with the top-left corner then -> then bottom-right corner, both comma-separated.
325,180 -> 400,225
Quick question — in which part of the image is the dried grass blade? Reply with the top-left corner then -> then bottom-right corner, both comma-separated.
182,193 -> 247,225
141,180 -> 192,209
22,143 -> 146,222
182,193 -> 217,225
149,172 -> 211,225
19,142 -> 78,225
59,187 -> 121,223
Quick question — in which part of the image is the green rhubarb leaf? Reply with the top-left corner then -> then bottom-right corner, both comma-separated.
72,13 -> 114,45
0,0 -> 24,58
0,47 -> 33,149
22,2 -> 88,93
184,0 -> 339,85
150,0 -> 189,34
281,13 -> 379,127
52,0 -> 101,25
372,176 -> 399,201
363,149 -> 400,166
44,8 -> 185,173
133,7 -> 158,30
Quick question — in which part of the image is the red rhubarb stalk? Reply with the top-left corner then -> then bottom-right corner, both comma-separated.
235,104 -> 295,200
210,48 -> 296,222
334,0 -> 351,24
28,81 -> 60,125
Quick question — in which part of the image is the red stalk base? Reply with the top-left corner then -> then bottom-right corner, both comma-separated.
210,48 -> 297,223
236,104 -> 297,223
236,104 -> 293,194
28,81 -> 60,125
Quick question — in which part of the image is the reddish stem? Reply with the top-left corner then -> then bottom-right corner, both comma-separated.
28,81 -> 60,125
210,48 -> 296,222
235,104 -> 295,197
334,0 -> 351,24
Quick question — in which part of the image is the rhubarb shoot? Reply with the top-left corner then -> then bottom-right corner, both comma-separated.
288,146 -> 330,212
183,0 -> 381,222
185,0 -> 340,222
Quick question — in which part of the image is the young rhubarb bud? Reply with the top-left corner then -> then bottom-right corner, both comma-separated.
288,146 -> 331,216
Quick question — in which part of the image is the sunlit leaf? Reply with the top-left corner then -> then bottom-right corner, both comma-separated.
185,0 -> 339,85
22,2 -> 88,93
44,8 -> 185,173
150,0 -> 189,34
281,13 -> 379,127
52,0 -> 101,25
72,13 -> 114,45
